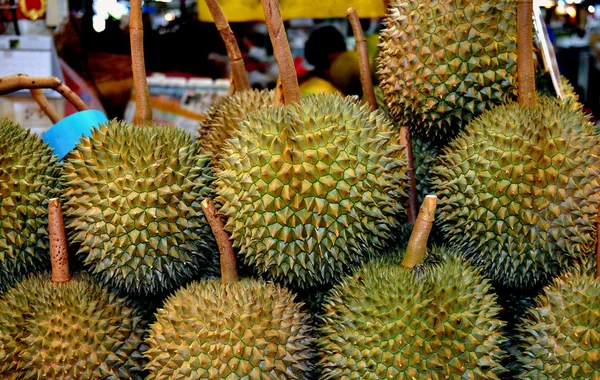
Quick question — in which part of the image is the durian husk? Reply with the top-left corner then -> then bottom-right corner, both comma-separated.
61,120 -> 219,294
318,246 -> 508,379
144,278 -> 314,379
378,0 -> 518,141
0,119 -> 59,291
430,96 -> 600,289
517,259 -> 600,379
198,89 -> 274,163
215,94 -> 408,288
0,273 -> 146,379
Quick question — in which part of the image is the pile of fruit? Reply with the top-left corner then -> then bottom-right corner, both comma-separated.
0,0 -> 599,378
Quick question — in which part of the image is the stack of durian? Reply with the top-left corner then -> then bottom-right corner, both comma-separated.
0,0 -> 599,378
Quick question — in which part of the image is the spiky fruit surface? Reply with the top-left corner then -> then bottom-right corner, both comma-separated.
198,89 -> 273,162
61,121 -> 218,294
536,73 -> 580,106
0,119 -> 59,291
430,97 -> 600,289
216,94 -> 408,288
518,267 -> 600,379
318,248 -> 507,379
144,278 -> 314,379
0,273 -> 146,379
378,0 -> 518,141
412,136 -> 440,204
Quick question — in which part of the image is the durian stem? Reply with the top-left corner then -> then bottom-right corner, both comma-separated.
347,7 -> 377,112
517,0 -> 537,107
401,195 -> 437,269
400,127 -> 418,224
201,199 -> 238,283
205,0 -> 250,93
596,208 -> 600,278
48,198 -> 71,283
260,0 -> 301,105
130,0 -> 153,126
30,89 -> 60,123
0,74 -> 88,112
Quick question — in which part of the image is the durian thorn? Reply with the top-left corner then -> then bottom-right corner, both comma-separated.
517,0 -> 537,107
205,0 -> 250,92
596,204 -> 600,278
260,0 -> 301,105
48,198 -> 71,283
400,127 -> 418,224
401,195 -> 437,269
0,74 -> 88,112
30,89 -> 60,123
347,7 -> 377,112
201,199 -> 238,283
130,0 -> 153,126
273,76 -> 285,106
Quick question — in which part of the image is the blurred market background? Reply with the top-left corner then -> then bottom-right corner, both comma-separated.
1,0 -> 599,134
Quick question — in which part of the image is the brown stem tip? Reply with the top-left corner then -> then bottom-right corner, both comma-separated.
130,0 -> 153,126
260,0 -> 301,105
30,89 -> 61,124
0,74 -> 88,111
401,195 -> 437,269
48,198 -> 71,283
517,0 -> 537,107
347,7 -> 377,112
201,198 -> 238,283
400,127 -> 418,224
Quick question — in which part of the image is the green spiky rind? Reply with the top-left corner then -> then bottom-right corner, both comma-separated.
318,253 -> 507,379
0,119 -> 59,292
144,278 -> 314,379
518,270 -> 600,379
378,0 -> 518,141
61,120 -> 219,295
0,272 -> 146,379
430,97 -> 600,289
215,94 -> 408,288
412,136 -> 441,204
198,89 -> 274,162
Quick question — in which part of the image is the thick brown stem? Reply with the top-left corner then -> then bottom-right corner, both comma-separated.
517,0 -> 536,107
0,74 -> 88,111
260,0 -> 301,105
205,0 -> 250,92
130,0 -> 153,126
400,127 -> 418,224
401,195 -> 437,269
347,8 -> 377,111
30,89 -> 60,123
201,199 -> 238,283
48,198 -> 71,283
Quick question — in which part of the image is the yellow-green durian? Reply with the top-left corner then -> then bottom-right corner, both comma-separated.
430,97 -> 600,289
61,121 -> 219,294
378,0 -> 518,141
215,94 -> 408,288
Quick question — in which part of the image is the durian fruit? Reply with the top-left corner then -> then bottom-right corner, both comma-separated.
430,96 -> 600,289
378,0 -> 518,141
144,199 -> 314,379
197,88 -> 274,161
0,118 -> 59,291
517,257 -> 600,379
318,196 -> 508,379
536,72 -> 580,106
0,198 -> 146,379
61,121 -> 219,294
0,273 -> 147,378
216,94 -> 408,288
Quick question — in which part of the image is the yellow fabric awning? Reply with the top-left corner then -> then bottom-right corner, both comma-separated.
198,0 -> 387,22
